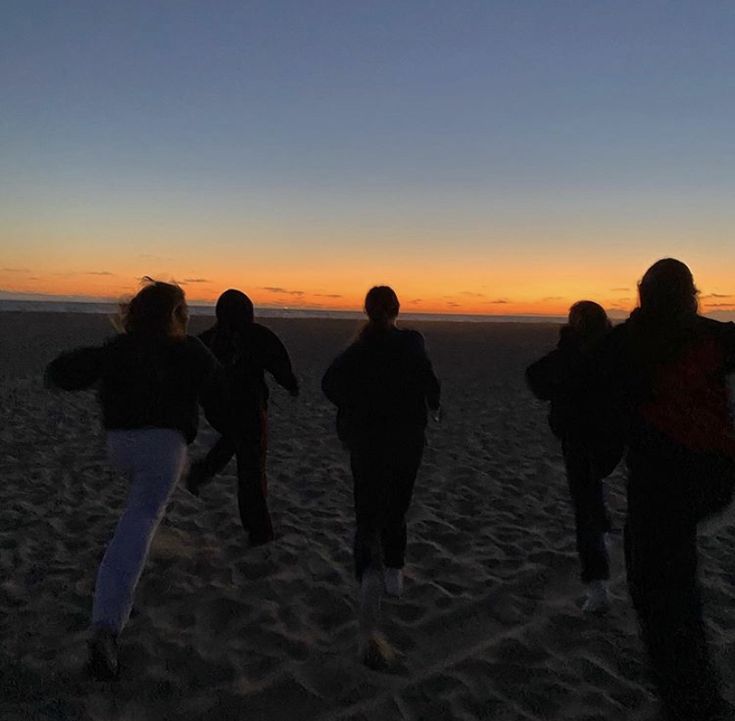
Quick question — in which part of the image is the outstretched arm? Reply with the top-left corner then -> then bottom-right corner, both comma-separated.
45,346 -> 105,391
262,328 -> 299,396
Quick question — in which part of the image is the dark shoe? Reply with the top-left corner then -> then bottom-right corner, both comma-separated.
87,628 -> 119,680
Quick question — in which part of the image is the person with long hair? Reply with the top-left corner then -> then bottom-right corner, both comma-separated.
45,279 -> 222,679
526,301 -> 622,613
322,286 -> 440,668
185,289 -> 299,546
596,259 -> 735,721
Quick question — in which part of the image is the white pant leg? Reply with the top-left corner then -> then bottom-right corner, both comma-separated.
92,428 -> 187,633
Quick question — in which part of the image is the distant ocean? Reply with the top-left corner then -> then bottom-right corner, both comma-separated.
0,299 -> 564,324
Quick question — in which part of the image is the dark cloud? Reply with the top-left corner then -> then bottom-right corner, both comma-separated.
408,299 -> 423,303
707,303 -> 735,308
261,286 -> 305,296
485,299 -> 509,304
182,278 -> 210,284
84,271 -> 114,276
314,293 -> 343,298
703,293 -> 733,299
1,267 -> 29,273
446,301 -> 460,307
459,291 -> 485,297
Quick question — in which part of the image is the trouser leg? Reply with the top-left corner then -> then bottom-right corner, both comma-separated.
235,411 -> 272,543
382,434 -> 424,570
626,473 -> 722,720
564,442 -> 610,583
92,429 -> 187,634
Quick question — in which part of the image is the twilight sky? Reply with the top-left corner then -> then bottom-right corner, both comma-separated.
2,1 -> 734,316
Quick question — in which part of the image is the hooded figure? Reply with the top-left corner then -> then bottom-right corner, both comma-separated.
186,289 -> 299,546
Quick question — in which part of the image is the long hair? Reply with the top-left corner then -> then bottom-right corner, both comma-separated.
638,258 -> 698,320
360,285 -> 400,339
120,277 -> 187,337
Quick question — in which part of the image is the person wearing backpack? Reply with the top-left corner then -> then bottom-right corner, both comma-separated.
322,286 -> 441,669
185,289 -> 299,546
596,259 -> 735,721
526,301 -> 623,614
45,279 -> 222,679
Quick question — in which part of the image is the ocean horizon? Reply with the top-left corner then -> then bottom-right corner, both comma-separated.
0,298 -> 567,324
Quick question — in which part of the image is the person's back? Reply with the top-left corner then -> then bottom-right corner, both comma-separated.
48,291 -> 218,444
200,321 -> 298,417
324,325 -> 440,441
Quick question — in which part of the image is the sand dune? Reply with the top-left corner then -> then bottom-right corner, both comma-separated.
1,312 -> 733,720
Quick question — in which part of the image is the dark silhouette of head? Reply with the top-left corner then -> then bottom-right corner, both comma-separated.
568,300 -> 611,342
638,258 -> 698,318
365,286 -> 400,324
122,278 -> 187,337
215,289 -> 254,331
360,286 -> 400,339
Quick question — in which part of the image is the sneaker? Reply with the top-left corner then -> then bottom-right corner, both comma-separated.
582,580 -> 611,614
87,627 -> 119,680
384,567 -> 404,598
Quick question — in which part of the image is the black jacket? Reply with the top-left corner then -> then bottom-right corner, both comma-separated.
322,327 -> 440,444
46,333 -> 220,444
526,327 -> 615,443
199,322 -> 298,428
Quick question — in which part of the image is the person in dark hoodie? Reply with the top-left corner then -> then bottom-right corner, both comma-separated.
45,279 -> 222,680
322,285 -> 440,668
595,259 -> 735,721
526,301 -> 623,613
185,289 -> 299,546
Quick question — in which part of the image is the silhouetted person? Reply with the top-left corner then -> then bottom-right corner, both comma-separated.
45,279 -> 222,680
526,301 -> 623,613
185,289 -> 299,546
596,259 -> 735,721
322,286 -> 440,668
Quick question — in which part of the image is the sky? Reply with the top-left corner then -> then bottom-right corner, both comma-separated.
2,1 -> 735,317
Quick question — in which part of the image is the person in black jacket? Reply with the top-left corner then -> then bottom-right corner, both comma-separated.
45,279 -> 222,680
185,289 -> 299,546
526,301 -> 622,614
593,259 -> 735,721
322,286 -> 440,668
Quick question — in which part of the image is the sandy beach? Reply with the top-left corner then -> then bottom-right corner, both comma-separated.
2,311 -> 734,721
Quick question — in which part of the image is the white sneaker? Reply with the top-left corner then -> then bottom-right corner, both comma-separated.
384,567 -> 404,598
582,580 -> 611,614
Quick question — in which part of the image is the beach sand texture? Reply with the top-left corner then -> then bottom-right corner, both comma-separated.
2,312 -> 734,721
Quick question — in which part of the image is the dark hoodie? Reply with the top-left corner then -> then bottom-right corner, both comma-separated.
46,333 -> 220,444
199,323 -> 298,429
322,326 -> 440,444
526,326 -> 618,444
